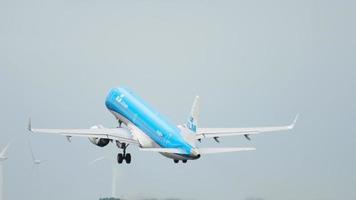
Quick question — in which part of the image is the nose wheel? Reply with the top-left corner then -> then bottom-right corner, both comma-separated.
116,142 -> 131,164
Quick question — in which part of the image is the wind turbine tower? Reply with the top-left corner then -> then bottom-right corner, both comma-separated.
0,142 -> 10,200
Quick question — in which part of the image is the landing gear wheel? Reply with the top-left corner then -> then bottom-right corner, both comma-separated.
125,153 -> 131,164
174,159 -> 179,163
117,153 -> 124,164
182,160 -> 187,163
116,142 -> 132,164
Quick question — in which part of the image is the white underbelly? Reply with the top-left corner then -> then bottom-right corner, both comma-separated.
160,152 -> 200,160
110,110 -> 158,148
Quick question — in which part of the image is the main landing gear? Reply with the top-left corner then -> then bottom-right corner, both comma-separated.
173,159 -> 187,164
117,142 -> 131,164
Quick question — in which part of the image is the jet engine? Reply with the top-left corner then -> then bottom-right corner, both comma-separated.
88,125 -> 110,147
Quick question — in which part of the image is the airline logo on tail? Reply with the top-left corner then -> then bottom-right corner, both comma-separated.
187,96 -> 199,133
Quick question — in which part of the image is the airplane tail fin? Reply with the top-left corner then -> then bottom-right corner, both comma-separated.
186,96 -> 199,133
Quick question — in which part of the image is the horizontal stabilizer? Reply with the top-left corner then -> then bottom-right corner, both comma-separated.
139,148 -> 185,154
140,147 -> 255,154
198,147 -> 256,154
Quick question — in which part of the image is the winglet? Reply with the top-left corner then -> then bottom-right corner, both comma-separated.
28,118 -> 32,132
288,114 -> 299,129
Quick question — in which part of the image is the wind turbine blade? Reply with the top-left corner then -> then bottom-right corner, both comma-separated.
31,163 -> 36,172
39,160 -> 47,164
0,164 -> 3,200
28,140 -> 36,162
88,156 -> 106,166
0,142 -> 11,157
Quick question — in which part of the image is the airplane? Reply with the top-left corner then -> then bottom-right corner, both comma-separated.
28,86 -> 298,164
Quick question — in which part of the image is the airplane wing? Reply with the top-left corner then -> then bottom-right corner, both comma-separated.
28,119 -> 139,145
196,115 -> 298,140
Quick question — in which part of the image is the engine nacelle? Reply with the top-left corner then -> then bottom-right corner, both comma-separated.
88,125 -> 110,147
89,137 -> 110,147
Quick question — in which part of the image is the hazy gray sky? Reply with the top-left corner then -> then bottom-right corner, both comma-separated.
0,0 -> 355,200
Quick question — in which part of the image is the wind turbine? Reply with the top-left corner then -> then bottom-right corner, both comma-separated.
28,140 -> 46,166
89,155 -> 120,198
0,143 -> 10,162
0,142 -> 10,200
28,139 -> 47,200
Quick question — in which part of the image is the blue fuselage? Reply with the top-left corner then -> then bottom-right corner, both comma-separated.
105,87 -> 194,155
